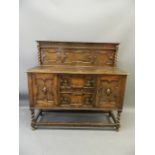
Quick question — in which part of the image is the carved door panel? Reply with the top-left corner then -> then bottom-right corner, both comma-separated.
96,75 -> 121,108
33,73 -> 57,108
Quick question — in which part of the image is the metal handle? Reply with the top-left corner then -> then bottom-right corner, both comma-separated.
106,88 -> 111,95
42,86 -> 47,94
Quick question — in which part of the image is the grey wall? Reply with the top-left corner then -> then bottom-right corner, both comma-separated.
19,0 -> 135,107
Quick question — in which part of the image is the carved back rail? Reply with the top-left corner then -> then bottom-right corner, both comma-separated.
37,41 -> 119,67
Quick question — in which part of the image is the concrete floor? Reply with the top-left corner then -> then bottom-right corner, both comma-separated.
19,100 -> 135,155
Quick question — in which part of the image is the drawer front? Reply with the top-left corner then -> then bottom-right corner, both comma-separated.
96,75 -> 126,108
59,93 -> 94,108
59,74 -> 96,89
32,73 -> 57,108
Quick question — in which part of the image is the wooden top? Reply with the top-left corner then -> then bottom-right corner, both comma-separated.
27,66 -> 128,75
37,41 -> 119,47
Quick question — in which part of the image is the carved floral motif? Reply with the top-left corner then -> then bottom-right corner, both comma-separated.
39,48 -> 116,66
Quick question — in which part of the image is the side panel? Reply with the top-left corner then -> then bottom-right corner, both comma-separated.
27,73 -> 34,107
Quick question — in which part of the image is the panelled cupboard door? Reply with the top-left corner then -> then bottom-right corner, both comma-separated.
96,75 -> 127,109
32,73 -> 58,108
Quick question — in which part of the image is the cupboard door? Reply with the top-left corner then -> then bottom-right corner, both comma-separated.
96,75 -> 126,108
33,73 -> 57,108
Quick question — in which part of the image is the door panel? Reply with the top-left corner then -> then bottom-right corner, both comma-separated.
96,75 -> 121,108
33,74 -> 57,108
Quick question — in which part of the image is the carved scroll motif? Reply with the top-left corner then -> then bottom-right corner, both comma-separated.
61,50 -> 97,65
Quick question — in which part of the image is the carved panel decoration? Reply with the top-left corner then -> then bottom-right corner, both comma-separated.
35,79 -> 54,101
33,74 -> 57,107
39,46 -> 117,66
40,48 -> 61,65
59,74 -> 96,89
93,50 -> 115,66
58,74 -> 96,108
97,77 -> 120,108
61,49 -> 96,65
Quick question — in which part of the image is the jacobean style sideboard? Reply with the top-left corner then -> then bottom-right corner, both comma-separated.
27,41 -> 127,131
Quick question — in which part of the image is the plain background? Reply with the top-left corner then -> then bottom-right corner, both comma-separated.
2,0 -> 155,155
19,0 -> 135,108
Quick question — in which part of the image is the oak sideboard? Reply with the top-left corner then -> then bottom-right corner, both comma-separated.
27,41 -> 127,131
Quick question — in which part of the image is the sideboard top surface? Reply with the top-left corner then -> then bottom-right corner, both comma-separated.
27,65 -> 128,75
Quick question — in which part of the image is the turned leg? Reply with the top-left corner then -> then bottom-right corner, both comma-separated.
30,108 -> 36,130
40,109 -> 43,116
116,110 -> 122,131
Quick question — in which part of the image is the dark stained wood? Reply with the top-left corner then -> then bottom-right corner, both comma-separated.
37,41 -> 119,66
27,41 -> 127,131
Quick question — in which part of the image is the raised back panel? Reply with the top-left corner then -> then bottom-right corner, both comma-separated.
37,41 -> 119,67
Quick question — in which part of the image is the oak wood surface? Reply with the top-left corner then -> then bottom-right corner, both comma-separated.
27,41 -> 127,130
27,66 -> 128,75
37,41 -> 119,66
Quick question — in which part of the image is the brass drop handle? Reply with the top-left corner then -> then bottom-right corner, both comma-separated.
106,88 -> 111,95
42,86 -> 47,94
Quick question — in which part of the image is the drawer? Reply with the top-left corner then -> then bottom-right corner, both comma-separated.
32,73 -> 58,108
59,93 -> 94,108
96,75 -> 125,108
59,74 -> 96,89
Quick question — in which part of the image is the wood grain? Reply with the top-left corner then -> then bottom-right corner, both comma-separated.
27,41 -> 127,130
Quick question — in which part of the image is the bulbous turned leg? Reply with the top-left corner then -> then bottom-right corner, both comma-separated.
116,110 -> 122,131
30,109 -> 36,130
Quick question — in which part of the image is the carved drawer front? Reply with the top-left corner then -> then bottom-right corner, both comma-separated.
96,75 -> 121,108
33,74 -> 57,108
58,74 -> 96,108
59,74 -> 96,89
59,93 -> 94,108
